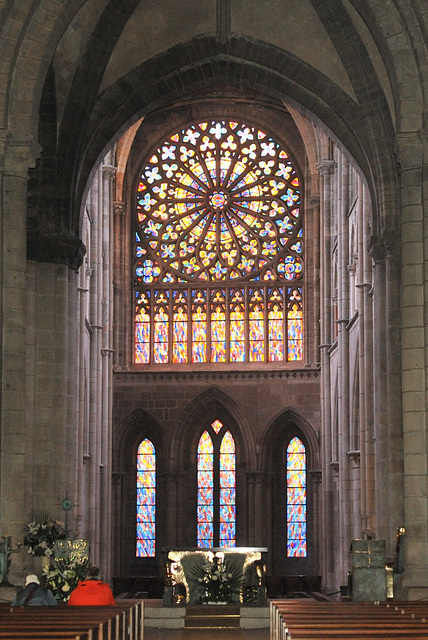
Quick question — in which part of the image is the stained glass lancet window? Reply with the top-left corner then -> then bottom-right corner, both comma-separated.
286,437 -> 307,557
134,118 -> 304,365
136,439 -> 156,557
197,420 -> 236,548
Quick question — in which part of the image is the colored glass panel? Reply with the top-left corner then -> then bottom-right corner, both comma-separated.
287,288 -> 303,361
211,290 -> 226,362
230,289 -> 245,362
287,437 -> 307,558
249,289 -> 265,362
212,419 -> 223,434
268,288 -> 284,361
135,292 -> 151,364
172,291 -> 188,363
219,431 -> 236,547
136,439 -> 156,558
134,119 -> 304,366
197,431 -> 214,547
153,291 -> 169,364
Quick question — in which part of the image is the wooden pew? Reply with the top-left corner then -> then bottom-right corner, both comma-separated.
0,600 -> 143,640
270,599 -> 428,640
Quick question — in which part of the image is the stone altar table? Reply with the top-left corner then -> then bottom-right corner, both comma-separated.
163,547 -> 267,605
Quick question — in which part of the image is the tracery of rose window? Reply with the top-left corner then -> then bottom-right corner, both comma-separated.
134,119 -> 303,365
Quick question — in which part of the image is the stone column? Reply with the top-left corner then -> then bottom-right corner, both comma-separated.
0,136 -> 39,583
337,155 -> 351,584
369,237 -> 388,542
317,157 -> 336,591
100,161 -> 115,580
356,181 -> 375,540
112,201 -> 127,369
397,130 -> 427,598
246,471 -> 268,547
87,170 -> 103,565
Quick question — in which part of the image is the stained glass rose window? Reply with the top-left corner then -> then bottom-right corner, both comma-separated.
134,119 -> 303,365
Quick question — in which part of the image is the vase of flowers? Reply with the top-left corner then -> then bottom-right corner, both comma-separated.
191,555 -> 243,604
43,557 -> 91,603
24,513 -> 66,561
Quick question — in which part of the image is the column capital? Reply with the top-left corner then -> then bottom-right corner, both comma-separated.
1,133 -> 41,177
113,201 -> 125,216
316,159 -> 336,176
368,235 -> 386,263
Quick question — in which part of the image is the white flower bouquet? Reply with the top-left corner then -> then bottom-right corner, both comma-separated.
191,555 -> 243,604
24,514 -> 66,558
43,557 -> 91,602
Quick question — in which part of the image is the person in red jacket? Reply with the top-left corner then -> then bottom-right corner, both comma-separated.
68,566 -> 115,606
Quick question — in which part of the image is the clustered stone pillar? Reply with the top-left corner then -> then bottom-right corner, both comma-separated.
317,156 -> 336,591
0,139 -> 36,584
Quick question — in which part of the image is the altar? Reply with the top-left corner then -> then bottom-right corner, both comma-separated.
163,547 -> 267,605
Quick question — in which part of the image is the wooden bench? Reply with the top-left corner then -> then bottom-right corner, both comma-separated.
0,600 -> 143,640
270,600 -> 428,640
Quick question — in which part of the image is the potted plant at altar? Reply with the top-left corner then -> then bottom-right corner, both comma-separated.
24,513 -> 66,570
192,555 -> 243,604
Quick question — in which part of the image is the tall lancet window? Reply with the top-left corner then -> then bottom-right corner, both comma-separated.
286,437 -> 307,557
136,438 -> 156,557
134,118 -> 304,366
197,420 -> 236,548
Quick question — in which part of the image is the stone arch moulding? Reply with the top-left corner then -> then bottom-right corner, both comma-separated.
75,35 -> 398,238
113,407 -> 167,473
260,407 -> 319,472
171,386 -> 255,472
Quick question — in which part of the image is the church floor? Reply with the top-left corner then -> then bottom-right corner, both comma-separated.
145,629 -> 269,640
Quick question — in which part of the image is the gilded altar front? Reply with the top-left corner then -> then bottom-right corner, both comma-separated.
163,547 -> 267,605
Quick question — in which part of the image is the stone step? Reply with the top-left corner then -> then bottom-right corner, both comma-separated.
185,604 -> 240,628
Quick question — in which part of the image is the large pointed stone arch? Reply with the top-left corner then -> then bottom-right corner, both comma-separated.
172,385 -> 255,471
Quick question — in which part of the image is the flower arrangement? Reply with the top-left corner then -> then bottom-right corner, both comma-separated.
192,555 -> 243,604
24,513 -> 66,558
43,557 -> 91,603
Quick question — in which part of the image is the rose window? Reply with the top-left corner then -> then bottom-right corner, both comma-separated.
134,119 -> 304,366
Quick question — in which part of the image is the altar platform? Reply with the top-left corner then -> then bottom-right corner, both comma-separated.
142,599 -> 269,629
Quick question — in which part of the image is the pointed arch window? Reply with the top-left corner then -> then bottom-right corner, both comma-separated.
133,118 -> 304,366
136,438 -> 156,557
197,420 -> 236,547
286,437 -> 307,557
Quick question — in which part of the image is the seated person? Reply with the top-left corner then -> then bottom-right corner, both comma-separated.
12,574 -> 58,607
68,566 -> 115,606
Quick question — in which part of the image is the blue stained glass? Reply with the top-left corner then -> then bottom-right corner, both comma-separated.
288,522 -> 306,538
219,522 -> 236,541
137,487 -> 156,504
287,437 -> 307,558
198,506 -> 214,521
136,438 -> 156,558
198,471 -> 213,487
287,539 -> 306,557
137,505 -> 156,520
220,488 -> 235,504
137,540 -> 155,557
198,538 -> 212,549
220,471 -> 235,488
287,504 -> 306,521
198,487 -> 214,504
137,522 -> 155,539
197,424 -> 236,548
137,471 -> 156,486
198,522 -> 214,539
220,505 -> 236,520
